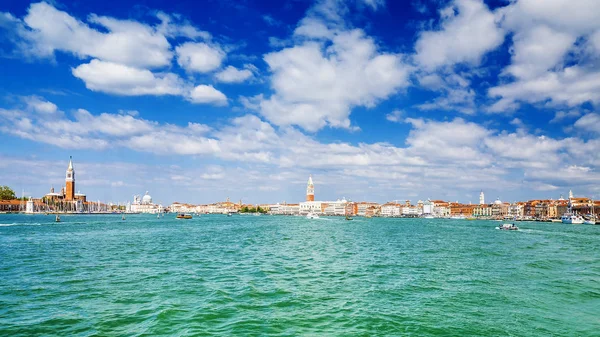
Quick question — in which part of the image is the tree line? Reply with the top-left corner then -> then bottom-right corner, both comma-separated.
0,186 -> 17,200
239,205 -> 268,213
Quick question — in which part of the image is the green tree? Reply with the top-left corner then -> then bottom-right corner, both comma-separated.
0,186 -> 16,200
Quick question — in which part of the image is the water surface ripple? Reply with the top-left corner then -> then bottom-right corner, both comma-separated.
0,214 -> 598,336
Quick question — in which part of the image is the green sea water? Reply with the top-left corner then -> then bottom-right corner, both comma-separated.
0,214 -> 598,336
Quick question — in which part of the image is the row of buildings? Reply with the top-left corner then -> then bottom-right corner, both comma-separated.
163,176 -> 598,220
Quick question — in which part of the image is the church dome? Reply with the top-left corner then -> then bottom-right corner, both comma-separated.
494,198 -> 502,205
142,192 -> 152,204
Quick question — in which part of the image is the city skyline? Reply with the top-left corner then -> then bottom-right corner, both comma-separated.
0,0 -> 599,204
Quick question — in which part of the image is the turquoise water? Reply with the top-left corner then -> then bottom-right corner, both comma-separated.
0,214 -> 598,336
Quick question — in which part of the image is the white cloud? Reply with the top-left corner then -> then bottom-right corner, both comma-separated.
386,110 -> 403,122
574,113 -> 600,134
189,85 -> 228,105
489,66 -> 600,108
414,0 -> 504,70
489,0 -> 600,110
21,2 -> 172,68
155,11 -> 211,40
215,65 -> 253,83
1,97 -> 599,202
72,59 -> 186,96
550,110 -> 581,123
175,42 -> 225,73
254,28 -> 411,131
25,95 -> 58,114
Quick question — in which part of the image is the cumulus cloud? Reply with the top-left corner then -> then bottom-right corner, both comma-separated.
72,59 -> 187,96
20,2 -> 172,68
574,113 -> 600,134
1,97 -> 599,202
175,42 -> 225,73
489,0 -> 600,111
189,85 -> 228,105
385,110 -> 403,122
414,0 -> 504,70
214,65 -> 254,83
1,2 -> 227,104
253,28 -> 411,131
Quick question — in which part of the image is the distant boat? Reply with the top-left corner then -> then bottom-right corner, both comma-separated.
345,215 -> 353,221
122,214 -> 126,221
253,212 -> 261,216
306,212 -> 319,219
157,214 -> 160,219
227,213 -> 233,217
561,213 -> 583,224
176,213 -> 193,219
497,223 -> 518,231
423,215 -> 435,219
55,214 -> 60,222
450,215 -> 466,220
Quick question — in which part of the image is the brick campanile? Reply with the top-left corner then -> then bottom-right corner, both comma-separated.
65,156 -> 75,201
306,175 -> 314,202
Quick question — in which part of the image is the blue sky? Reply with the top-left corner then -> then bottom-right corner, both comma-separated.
0,0 -> 599,205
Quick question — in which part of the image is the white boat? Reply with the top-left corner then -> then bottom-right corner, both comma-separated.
584,219 -> 596,225
253,212 -> 261,216
496,223 -> 518,231
423,215 -> 434,219
561,213 -> 584,224
450,215 -> 466,220
306,212 -> 319,219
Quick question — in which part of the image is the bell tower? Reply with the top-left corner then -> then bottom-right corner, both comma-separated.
306,175 -> 314,202
65,156 -> 75,201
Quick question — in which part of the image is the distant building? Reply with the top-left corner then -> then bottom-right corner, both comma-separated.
306,175 -> 314,202
129,191 -> 163,213
44,156 -> 87,204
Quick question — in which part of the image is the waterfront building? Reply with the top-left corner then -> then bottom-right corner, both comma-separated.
381,202 -> 402,217
491,198 -> 509,218
508,202 -> 524,218
355,202 -> 380,216
129,192 -> 163,214
25,197 -> 34,214
449,203 -> 476,216
299,201 -> 323,214
269,203 -> 300,215
323,198 -> 349,216
473,204 -> 492,217
402,204 -> 421,216
422,200 -> 434,215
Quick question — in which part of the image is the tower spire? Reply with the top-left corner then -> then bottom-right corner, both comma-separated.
68,155 -> 73,170
306,174 -> 315,202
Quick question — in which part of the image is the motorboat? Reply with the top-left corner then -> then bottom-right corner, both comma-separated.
450,215 -> 466,220
497,223 -> 518,231
306,212 -> 319,219
227,213 -> 233,217
176,213 -> 193,219
345,215 -> 353,221
561,213 -> 584,224
423,215 -> 435,219
55,214 -> 61,222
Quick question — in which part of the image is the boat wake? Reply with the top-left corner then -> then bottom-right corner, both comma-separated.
0,223 -> 43,227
